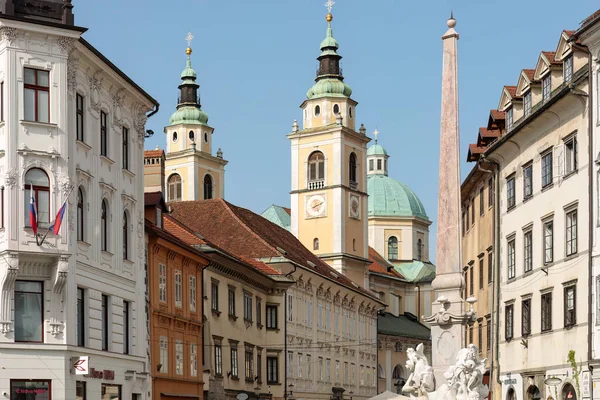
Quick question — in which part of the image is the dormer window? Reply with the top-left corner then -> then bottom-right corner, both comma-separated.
564,55 -> 573,83
506,107 -> 513,132
524,91 -> 532,117
542,74 -> 551,102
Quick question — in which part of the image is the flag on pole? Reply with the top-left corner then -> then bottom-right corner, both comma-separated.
49,200 -> 67,235
29,195 -> 38,236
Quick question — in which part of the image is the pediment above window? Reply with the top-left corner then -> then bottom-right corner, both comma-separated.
534,51 -> 560,81
555,31 -> 574,62
516,69 -> 536,96
498,86 -> 519,111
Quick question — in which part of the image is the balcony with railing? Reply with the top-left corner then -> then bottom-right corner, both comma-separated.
308,180 -> 325,190
349,181 -> 358,191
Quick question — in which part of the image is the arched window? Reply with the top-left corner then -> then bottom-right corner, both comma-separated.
561,384 -> 576,400
101,200 -> 108,251
527,385 -> 541,400
506,388 -> 516,400
172,132 -> 178,142
333,104 -> 340,115
349,152 -> 357,185
24,168 -> 50,224
308,151 -> 325,183
377,364 -> 384,379
314,105 -> 321,117
168,174 -> 182,202
394,342 -> 402,352
189,130 -> 195,141
417,239 -> 423,261
388,236 -> 398,260
352,238 -> 356,251
77,187 -> 84,241
392,365 -> 403,379
122,211 -> 128,260
313,238 -> 319,250
203,175 -> 213,200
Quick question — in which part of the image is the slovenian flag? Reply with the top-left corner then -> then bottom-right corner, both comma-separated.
29,196 -> 38,236
49,201 -> 67,235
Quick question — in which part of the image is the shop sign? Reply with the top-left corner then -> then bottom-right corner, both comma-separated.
582,371 -> 591,399
504,379 -> 517,385
73,356 -> 89,375
89,368 -> 115,380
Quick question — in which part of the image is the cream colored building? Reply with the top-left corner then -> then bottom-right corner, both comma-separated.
482,29 -> 590,400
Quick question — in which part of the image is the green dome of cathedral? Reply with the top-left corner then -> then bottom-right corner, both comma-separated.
367,175 -> 429,220
307,78 -> 353,99
181,59 -> 197,80
367,144 -> 388,156
169,107 -> 209,126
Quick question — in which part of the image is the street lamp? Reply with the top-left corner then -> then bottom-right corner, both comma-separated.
349,390 -> 354,400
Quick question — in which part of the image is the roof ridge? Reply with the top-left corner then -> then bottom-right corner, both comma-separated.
163,214 -> 206,244
219,199 -> 282,257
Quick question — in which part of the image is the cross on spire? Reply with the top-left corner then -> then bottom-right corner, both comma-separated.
373,129 -> 379,144
185,31 -> 194,48
325,0 -> 335,14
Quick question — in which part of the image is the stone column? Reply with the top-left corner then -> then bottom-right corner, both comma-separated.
425,15 -> 468,389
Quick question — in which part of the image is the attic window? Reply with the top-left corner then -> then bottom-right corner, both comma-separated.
564,55 -> 573,83
542,74 -> 551,102
506,107 -> 513,132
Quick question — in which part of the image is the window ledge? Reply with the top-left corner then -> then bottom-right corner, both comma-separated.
541,183 -> 554,192
523,195 -> 533,203
540,329 -> 553,335
565,324 -> 576,330
123,259 -> 134,266
76,140 -> 91,151
564,170 -> 578,180
100,155 -> 115,165
229,314 -> 238,321
212,310 -> 221,317
230,376 -> 239,381
101,250 -> 114,256
77,240 -> 91,248
122,169 -> 135,178
507,277 -> 516,283
257,323 -> 264,330
20,120 -> 58,128
266,327 -> 280,332
507,205 -> 516,213
523,270 -> 533,277
565,253 -> 578,261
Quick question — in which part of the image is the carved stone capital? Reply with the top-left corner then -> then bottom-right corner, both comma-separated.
4,168 -> 18,189
0,252 -> 19,335
0,27 -> 18,46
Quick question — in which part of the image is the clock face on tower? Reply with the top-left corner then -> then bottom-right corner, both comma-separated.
306,194 -> 327,218
349,194 -> 360,219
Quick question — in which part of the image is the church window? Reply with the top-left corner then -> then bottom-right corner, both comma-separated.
377,159 -> 382,170
313,238 -> 319,250
333,104 -> 340,115
189,130 -> 195,141
122,127 -> 129,170
123,211 -> 129,260
173,132 -> 178,142
100,111 -> 108,157
369,159 -> 374,172
204,132 -> 208,143
417,239 -> 423,261
77,187 -> 85,242
308,151 -> 325,183
349,153 -> 357,185
76,93 -> 84,142
348,107 -> 353,118
101,199 -> 109,251
388,236 -> 398,260
204,175 -> 213,200
314,105 -> 321,117
168,174 -> 182,202
384,159 -> 388,172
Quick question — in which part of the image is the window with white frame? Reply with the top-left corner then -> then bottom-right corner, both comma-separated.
326,358 -> 331,382
159,336 -> 168,373
524,91 -> 532,117
287,352 -> 293,378
566,209 -> 577,256
542,74 -> 551,102
564,284 -> 576,327
307,354 -> 312,379
211,280 -> 219,312
244,292 -> 252,321
288,293 -> 293,321
318,357 -> 324,381
245,348 -> 254,381
24,68 -> 49,123
214,342 -> 223,376
541,291 -> 553,332
505,304 -> 513,340
564,55 -> 573,83
542,151 -> 553,187
564,135 -> 578,175
507,238 -> 515,279
335,360 -> 340,383
191,344 -> 198,377
174,270 -> 182,308
176,340 -> 184,375
544,220 -> 554,264
523,164 -> 533,198
506,176 -> 515,210
306,297 -> 312,326
76,93 -> 84,141
506,107 -> 513,131
189,276 -> 196,312
298,353 -> 303,378
231,343 -> 239,378
524,230 -> 532,273
77,187 -> 85,242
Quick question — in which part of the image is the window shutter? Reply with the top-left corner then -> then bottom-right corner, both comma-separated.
554,144 -> 564,178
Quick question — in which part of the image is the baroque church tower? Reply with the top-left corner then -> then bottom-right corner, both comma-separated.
164,38 -> 227,202
288,7 -> 371,287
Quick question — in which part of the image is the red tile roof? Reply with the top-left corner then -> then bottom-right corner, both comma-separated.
490,109 -> 505,121
581,9 -> 600,25
564,30 -> 575,36
144,149 -> 164,157
504,86 -> 520,98
523,69 -> 535,81
145,219 -> 209,263
368,247 -> 405,279
282,207 -> 291,216
144,191 -> 166,209
478,128 -> 500,139
542,51 -> 561,65
168,199 -> 379,300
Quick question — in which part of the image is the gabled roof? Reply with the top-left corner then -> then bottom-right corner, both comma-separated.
516,69 -> 537,96
555,31 -> 576,61
144,191 -> 167,212
467,143 -> 486,162
378,312 -> 431,340
498,86 -> 520,111
368,247 -> 405,280
487,109 -> 505,131
478,127 -> 500,143
394,260 -> 436,283
534,51 -> 562,80
572,9 -> 600,39
168,199 -> 379,300
261,205 -> 291,231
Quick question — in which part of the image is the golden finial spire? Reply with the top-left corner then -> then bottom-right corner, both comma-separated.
325,0 -> 334,23
185,31 -> 194,57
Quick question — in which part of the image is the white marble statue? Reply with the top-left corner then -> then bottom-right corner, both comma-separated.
402,343 -> 435,397
402,343 -> 489,400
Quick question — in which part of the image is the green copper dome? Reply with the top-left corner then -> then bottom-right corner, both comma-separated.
320,26 -> 339,50
307,78 -> 353,99
181,59 -> 197,80
367,175 -> 429,220
367,144 -> 388,156
169,107 -> 209,126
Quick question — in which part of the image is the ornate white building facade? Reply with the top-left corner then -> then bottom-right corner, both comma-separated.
0,3 -> 158,400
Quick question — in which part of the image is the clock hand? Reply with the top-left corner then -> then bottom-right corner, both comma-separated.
312,201 -> 323,210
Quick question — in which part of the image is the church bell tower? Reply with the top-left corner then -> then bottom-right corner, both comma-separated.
288,4 -> 371,286
164,33 -> 228,202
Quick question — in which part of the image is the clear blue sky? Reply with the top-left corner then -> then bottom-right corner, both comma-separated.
77,0 -> 598,262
